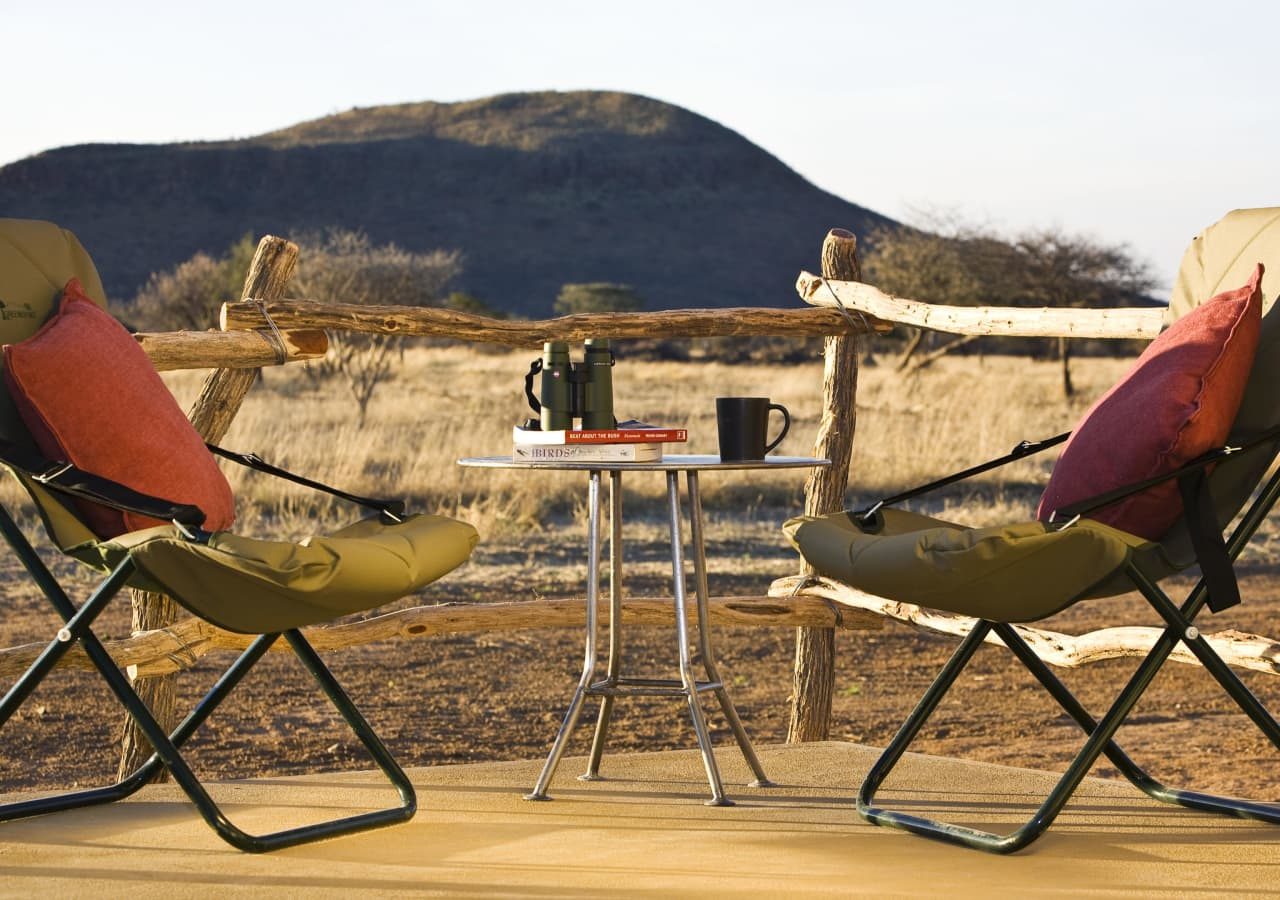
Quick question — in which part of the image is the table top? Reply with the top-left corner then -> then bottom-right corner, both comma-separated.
457,454 -> 831,472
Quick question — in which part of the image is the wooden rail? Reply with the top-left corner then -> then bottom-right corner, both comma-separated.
136,328 -> 326,370
220,299 -> 889,342
796,271 -> 1165,340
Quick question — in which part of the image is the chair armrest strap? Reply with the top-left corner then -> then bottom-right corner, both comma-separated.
1049,421 -> 1280,522
852,431 -> 1070,528
206,444 -> 406,521
0,438 -> 207,530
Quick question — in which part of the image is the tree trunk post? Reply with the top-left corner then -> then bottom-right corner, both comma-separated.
117,235 -> 299,781
787,228 -> 862,743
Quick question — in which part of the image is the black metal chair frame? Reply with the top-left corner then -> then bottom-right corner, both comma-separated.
0,453 -> 416,853
853,437 -> 1280,854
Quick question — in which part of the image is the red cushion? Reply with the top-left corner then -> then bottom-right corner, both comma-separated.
3,279 -> 235,538
1037,265 -> 1263,540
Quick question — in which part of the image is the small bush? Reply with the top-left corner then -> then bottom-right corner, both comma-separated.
553,282 -> 644,315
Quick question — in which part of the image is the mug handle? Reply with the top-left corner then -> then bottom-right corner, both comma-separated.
764,403 -> 791,455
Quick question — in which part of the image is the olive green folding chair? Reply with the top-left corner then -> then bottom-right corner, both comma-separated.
0,218 -> 479,852
787,207 -> 1280,853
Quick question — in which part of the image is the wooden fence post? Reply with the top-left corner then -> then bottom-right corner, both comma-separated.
787,228 -> 861,742
116,235 -> 299,780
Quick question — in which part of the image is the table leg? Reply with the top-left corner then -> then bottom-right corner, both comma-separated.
686,472 -> 773,788
667,471 -> 732,806
524,469 -> 604,801
581,470 -> 623,780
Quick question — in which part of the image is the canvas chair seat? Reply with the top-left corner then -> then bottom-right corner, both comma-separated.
78,513 -> 478,634
784,508 -> 1152,622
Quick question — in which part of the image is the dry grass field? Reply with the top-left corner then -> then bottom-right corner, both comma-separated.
2,342 -> 1278,803
167,343 -> 1130,532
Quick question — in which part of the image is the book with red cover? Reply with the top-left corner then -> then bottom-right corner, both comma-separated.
513,419 -> 687,446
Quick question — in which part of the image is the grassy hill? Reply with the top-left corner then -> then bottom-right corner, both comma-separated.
0,91 -> 894,316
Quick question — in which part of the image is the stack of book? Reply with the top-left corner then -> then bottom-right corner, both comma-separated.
512,420 -> 687,462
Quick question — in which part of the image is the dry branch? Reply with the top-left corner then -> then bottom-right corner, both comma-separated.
0,594 -> 882,680
136,329 -> 327,371
221,300 -> 891,344
796,272 -> 1165,340
769,575 -> 1280,676
900,333 -> 983,376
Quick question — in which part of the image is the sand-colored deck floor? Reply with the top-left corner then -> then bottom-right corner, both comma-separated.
0,742 -> 1276,897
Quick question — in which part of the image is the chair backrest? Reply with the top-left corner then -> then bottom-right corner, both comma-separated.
0,218 -> 110,551
1168,208 -> 1280,322
1160,208 -> 1280,563
0,219 -> 108,438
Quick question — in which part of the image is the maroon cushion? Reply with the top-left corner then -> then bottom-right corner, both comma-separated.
1037,264 -> 1263,540
3,279 -> 235,538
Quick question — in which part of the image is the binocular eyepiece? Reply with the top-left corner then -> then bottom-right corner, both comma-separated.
524,339 -> 615,431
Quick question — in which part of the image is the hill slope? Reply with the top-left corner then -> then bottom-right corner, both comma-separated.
0,91 -> 894,315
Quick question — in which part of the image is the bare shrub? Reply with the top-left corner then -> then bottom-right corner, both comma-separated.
865,215 -> 1155,393
291,229 -> 462,425
126,234 -> 256,331
554,282 -> 644,315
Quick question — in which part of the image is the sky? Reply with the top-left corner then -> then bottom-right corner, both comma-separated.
5,0 -> 1278,295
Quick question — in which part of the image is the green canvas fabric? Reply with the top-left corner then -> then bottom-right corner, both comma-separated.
783,508 -> 1152,623
20,477 -> 99,553
1168,207 -> 1280,323
0,219 -> 106,447
90,514 -> 479,634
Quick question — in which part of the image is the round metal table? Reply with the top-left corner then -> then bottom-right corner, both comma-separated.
458,454 -> 829,805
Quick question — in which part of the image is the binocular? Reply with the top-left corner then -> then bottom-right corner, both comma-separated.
524,339 -> 615,431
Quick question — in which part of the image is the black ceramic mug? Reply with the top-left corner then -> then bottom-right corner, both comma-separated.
716,397 -> 791,461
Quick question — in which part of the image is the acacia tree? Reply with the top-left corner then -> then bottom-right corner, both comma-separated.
292,229 -> 462,425
864,219 -> 1155,393
862,223 -> 991,371
1011,229 -> 1156,396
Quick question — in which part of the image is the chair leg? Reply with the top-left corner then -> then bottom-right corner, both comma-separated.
1112,567 -> 1280,825
0,547 -> 416,851
859,594 -> 1280,854
855,620 -> 1049,852
77,626 -> 417,852
0,558 -> 166,821
858,611 -> 1156,853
